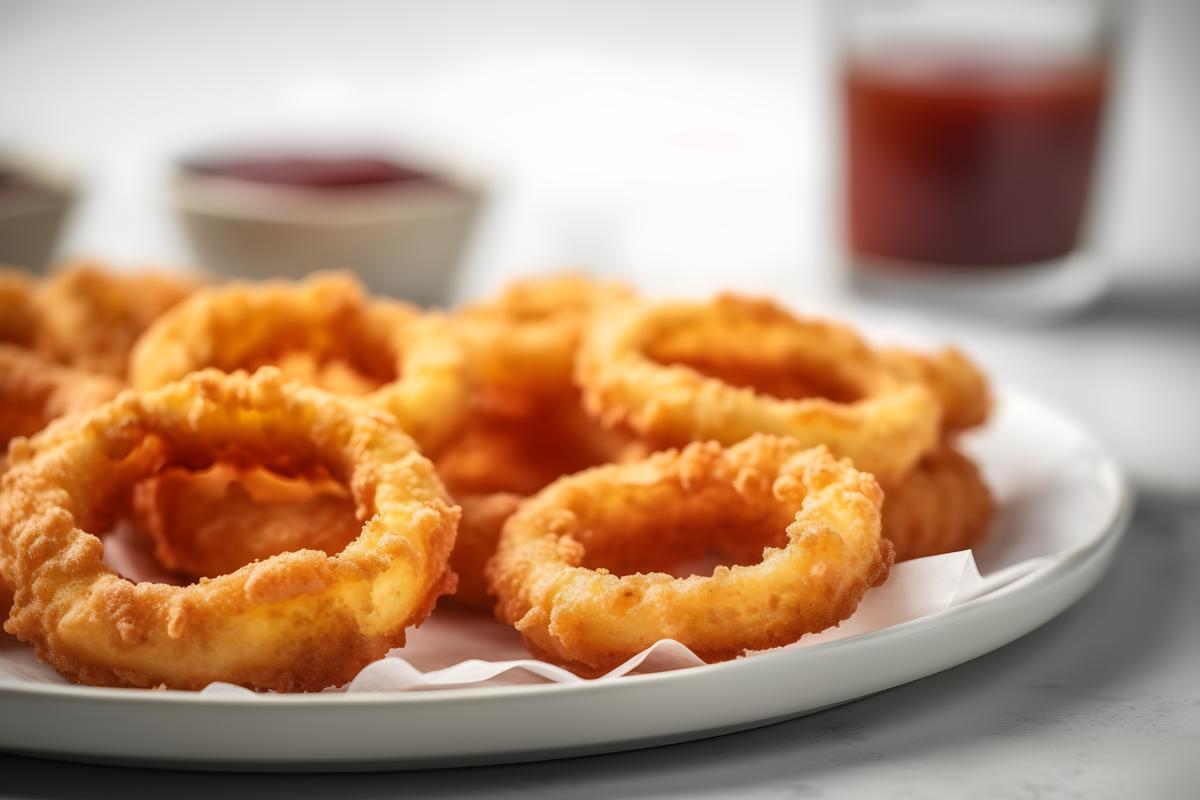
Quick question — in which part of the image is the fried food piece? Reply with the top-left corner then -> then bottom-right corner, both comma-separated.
882,445 -> 993,562
453,273 -> 633,414
448,492 -> 523,611
436,401 -> 639,497
32,261 -> 200,377
879,347 -> 991,432
0,369 -> 459,691
434,402 -> 639,611
443,272 -> 650,610
0,268 -> 38,347
0,344 -> 124,448
488,436 -> 892,674
1,342 -> 123,614
577,294 -> 941,485
131,466 -> 517,613
131,464 -> 362,581
129,272 -> 467,454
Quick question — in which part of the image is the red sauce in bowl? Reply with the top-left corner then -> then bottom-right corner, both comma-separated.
844,56 -> 1109,269
182,154 -> 444,189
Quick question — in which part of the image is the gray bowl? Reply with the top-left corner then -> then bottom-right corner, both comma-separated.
0,153 -> 77,272
172,161 -> 485,305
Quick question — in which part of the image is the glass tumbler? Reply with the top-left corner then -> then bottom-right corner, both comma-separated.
840,0 -> 1122,315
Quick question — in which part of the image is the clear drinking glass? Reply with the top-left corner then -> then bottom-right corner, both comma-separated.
839,0 -> 1123,316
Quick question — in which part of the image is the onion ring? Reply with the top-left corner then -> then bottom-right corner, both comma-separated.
452,274 -> 633,415
577,294 -> 941,485
436,401 -> 639,497
0,268 -> 37,348
882,445 -> 993,562
129,272 -> 468,454
449,492 -> 523,611
488,435 -> 891,674
880,347 -> 991,432
0,344 -> 124,449
32,261 -> 199,377
0,368 -> 459,691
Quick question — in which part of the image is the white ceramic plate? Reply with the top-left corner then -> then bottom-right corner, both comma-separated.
0,386 -> 1131,771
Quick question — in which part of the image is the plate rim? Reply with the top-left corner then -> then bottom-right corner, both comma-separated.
0,383 -> 1133,709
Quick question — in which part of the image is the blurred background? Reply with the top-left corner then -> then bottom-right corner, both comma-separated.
1,0 -> 1197,492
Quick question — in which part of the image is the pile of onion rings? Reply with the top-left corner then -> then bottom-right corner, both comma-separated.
0,263 -> 994,689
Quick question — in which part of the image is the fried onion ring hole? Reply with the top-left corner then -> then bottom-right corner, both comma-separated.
487,436 -> 892,674
129,272 -> 468,454
131,464 -> 362,582
0,369 -> 459,691
577,295 -> 942,486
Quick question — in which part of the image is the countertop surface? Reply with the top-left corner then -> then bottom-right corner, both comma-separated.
0,500 -> 1195,798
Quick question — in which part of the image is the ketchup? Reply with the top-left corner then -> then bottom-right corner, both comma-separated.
182,154 -> 442,189
844,56 -> 1108,268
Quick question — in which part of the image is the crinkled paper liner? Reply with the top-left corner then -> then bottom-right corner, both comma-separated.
0,539 -> 1013,693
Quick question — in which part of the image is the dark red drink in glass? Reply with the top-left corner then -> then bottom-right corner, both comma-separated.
844,55 -> 1109,270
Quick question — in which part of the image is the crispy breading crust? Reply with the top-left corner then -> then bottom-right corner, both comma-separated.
879,347 -> 991,432
882,445 -> 994,562
447,492 -> 523,611
0,268 -> 38,347
577,294 -> 942,485
488,436 -> 892,674
0,344 -> 124,448
0,369 -> 459,691
33,261 -> 200,377
129,272 -> 467,455
452,274 -> 633,413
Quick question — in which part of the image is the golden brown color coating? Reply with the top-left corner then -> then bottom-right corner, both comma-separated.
488,436 -> 892,674
32,261 -> 200,377
129,272 -> 467,454
131,464 -> 362,581
441,278 -> 646,613
0,344 -> 124,449
882,445 -> 994,562
880,347 -> 991,432
0,369 -> 459,691
434,402 -> 637,612
436,402 -> 639,498
577,294 -> 941,485
452,273 -> 633,413
448,492 -> 523,611
0,268 -> 38,347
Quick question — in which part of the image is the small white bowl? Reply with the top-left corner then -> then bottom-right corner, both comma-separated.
0,151 -> 77,272
171,152 -> 485,305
